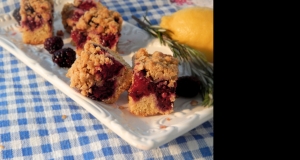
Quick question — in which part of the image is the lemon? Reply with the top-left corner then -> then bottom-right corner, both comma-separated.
160,7 -> 213,63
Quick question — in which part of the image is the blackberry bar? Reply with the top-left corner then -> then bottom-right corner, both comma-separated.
128,49 -> 179,116
66,42 -> 132,104
20,0 -> 54,44
70,6 -> 122,56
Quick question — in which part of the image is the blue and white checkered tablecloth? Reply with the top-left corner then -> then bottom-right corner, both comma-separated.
0,0 -> 213,159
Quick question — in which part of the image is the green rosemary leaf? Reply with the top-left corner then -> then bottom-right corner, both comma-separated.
150,25 -> 163,29
157,28 -> 167,32
147,29 -> 158,37
143,15 -> 152,26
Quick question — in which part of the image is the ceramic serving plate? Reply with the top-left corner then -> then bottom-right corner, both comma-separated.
0,0 -> 213,150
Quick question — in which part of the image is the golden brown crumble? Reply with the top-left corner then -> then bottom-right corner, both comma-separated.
75,7 -> 122,35
133,48 -> 179,87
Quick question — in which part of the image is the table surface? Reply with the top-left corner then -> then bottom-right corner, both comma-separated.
0,0 -> 213,159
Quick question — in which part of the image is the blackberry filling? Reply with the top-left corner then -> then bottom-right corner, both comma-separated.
89,80 -> 115,100
130,70 -> 154,100
22,5 -> 43,31
23,15 -> 43,31
88,57 -> 124,101
71,31 -> 120,51
71,9 -> 85,21
155,80 -> 176,112
129,70 -> 176,112
48,19 -> 53,25
100,33 -> 120,49
77,0 -> 96,11
71,1 -> 96,21
71,30 -> 87,49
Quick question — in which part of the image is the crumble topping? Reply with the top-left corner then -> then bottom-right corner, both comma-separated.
75,7 -> 122,35
133,48 -> 179,87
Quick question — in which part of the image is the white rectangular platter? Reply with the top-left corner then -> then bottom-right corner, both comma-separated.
0,0 -> 213,150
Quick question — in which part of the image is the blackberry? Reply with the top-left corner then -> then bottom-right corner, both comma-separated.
44,36 -> 64,54
176,76 -> 201,98
52,48 -> 76,68
13,7 -> 21,25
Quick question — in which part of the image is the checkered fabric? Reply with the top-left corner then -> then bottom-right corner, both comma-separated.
0,0 -> 213,159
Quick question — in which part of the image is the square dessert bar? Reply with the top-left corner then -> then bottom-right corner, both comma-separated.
128,49 -> 179,116
61,0 -> 104,33
66,42 -> 132,104
20,0 -> 54,44
70,6 -> 123,56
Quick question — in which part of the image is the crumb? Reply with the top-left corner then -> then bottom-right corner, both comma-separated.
119,106 -> 127,109
112,104 -> 118,108
56,30 -> 64,36
190,100 -> 198,106
106,129 -> 113,133
160,125 -> 167,129
0,145 -> 4,150
62,115 -> 67,119
166,117 -> 171,121
70,41 -> 76,46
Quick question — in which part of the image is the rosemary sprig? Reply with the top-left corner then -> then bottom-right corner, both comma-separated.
132,15 -> 213,107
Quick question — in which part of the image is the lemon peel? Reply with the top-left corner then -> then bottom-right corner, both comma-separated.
160,7 -> 213,63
